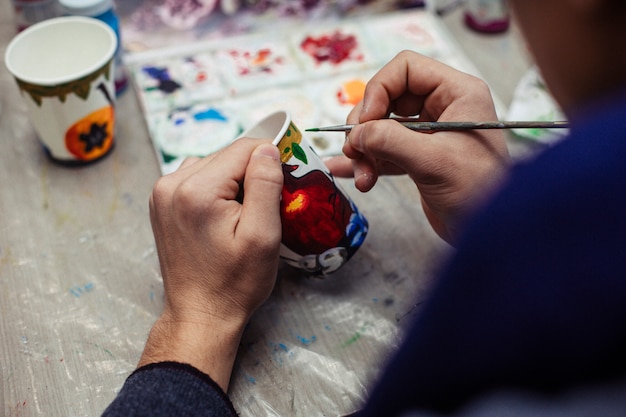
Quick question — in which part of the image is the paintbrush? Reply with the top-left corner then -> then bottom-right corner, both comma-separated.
306,120 -> 570,132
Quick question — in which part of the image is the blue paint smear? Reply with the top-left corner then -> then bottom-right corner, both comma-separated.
269,342 -> 294,366
142,66 -> 170,80
297,335 -> 317,345
70,283 -> 94,298
193,108 -> 227,122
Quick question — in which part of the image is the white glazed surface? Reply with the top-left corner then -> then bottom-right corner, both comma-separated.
237,110 -> 291,146
5,16 -> 117,85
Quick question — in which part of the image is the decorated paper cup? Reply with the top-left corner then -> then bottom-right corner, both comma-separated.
4,16 -> 117,164
239,111 -> 368,277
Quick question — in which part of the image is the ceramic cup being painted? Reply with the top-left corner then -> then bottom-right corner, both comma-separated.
4,16 -> 117,164
238,111 -> 368,277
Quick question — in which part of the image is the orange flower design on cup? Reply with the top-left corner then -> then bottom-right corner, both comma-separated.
65,105 -> 115,161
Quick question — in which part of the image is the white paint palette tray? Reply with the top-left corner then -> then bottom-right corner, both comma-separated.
126,9 -> 484,174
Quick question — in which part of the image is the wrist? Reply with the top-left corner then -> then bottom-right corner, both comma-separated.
138,312 -> 247,391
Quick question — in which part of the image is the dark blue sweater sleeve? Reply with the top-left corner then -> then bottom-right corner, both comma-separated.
357,94 -> 626,417
102,362 -> 238,417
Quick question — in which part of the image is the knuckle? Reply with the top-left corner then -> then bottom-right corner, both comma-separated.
253,166 -> 284,188
171,181 -> 223,233
473,78 -> 492,96
362,120 -> 393,151
246,155 -> 284,189
150,176 -> 174,210
172,180 -> 210,218
242,228 -> 280,256
396,49 -> 416,60
463,75 -> 491,97
234,136 -> 265,149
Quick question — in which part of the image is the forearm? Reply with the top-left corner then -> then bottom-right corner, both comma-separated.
138,313 -> 247,392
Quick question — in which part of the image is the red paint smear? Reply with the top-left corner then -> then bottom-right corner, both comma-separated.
252,48 -> 272,65
280,164 -> 352,255
300,30 -> 361,65
230,48 -> 278,76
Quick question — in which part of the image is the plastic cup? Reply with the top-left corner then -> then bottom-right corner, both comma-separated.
239,111 -> 369,277
5,16 -> 117,164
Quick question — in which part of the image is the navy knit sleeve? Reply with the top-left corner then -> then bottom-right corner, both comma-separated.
102,362 -> 238,417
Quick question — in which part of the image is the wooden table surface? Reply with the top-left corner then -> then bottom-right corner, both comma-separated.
0,2 -> 534,416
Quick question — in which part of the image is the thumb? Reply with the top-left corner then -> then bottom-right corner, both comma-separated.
239,143 -> 284,242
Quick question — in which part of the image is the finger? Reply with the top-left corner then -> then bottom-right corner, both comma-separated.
346,100 -> 364,125
324,155 -> 355,178
360,51 -> 487,123
207,139 -> 266,190
327,146 -> 406,182
351,154 -> 379,192
172,139 -> 262,228
358,51 -> 431,122
178,156 -> 202,170
172,148 -> 230,180
238,143 -> 284,244
324,153 -> 379,191
347,119 -> 441,179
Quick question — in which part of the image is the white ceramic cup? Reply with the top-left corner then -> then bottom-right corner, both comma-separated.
5,16 -> 117,164
238,111 -> 369,277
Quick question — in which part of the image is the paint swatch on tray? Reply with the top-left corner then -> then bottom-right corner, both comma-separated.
135,53 -> 226,111
292,24 -> 374,75
320,73 -> 370,121
367,12 -> 452,60
149,104 -> 241,174
214,40 -> 303,93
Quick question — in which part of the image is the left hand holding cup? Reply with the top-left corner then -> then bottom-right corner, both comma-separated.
142,139 -> 284,391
